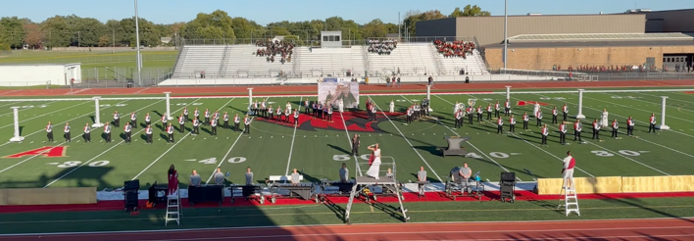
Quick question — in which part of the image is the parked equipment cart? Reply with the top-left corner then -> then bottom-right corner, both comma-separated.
123,180 -> 140,211
499,172 -> 516,203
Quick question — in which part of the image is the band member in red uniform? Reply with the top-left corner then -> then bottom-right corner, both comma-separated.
559,121 -> 567,145
167,123 -> 175,143
167,165 -> 179,196
192,118 -> 200,135
509,115 -> 516,132
494,101 -> 501,118
103,122 -> 112,143
145,124 -> 153,143
234,113 -> 240,132
611,119 -> 619,138
504,99 -> 511,116
522,112 -> 529,130
486,103 -> 493,120
592,119 -> 601,140
304,98 -> 310,114
223,111 -> 229,129
496,117 -> 503,135
113,111 -> 120,127
178,113 -> 186,133
194,108 -> 200,121
540,124 -> 549,146
46,121 -> 54,142
454,109 -> 463,128
124,122 -> 132,143
83,123 -> 91,142
562,103 -> 569,121
183,107 -> 189,121
536,109 -> 543,127
63,122 -> 71,142
145,112 -> 151,126
161,113 -> 168,130
648,113 -> 657,133
210,116 -> 218,135
626,116 -> 635,136
467,106 -> 474,124
243,114 -> 251,134
551,107 -> 558,125
293,109 -> 299,126
130,112 -> 137,129
574,120 -> 583,142
204,108 -> 210,124
268,105 -> 274,120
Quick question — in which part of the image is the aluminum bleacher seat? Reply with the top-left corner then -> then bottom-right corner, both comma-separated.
366,43 -> 438,76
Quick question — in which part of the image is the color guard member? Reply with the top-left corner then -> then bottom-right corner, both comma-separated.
522,112 -> 529,130
551,107 -> 558,125
130,112 -> 137,128
509,115 -> 516,132
454,109 -> 463,128
285,102 -> 292,115
559,121 -> 567,145
536,109 -> 543,127
389,100 -> 395,113
504,99 -> 511,116
124,122 -> 132,143
574,120 -> 583,142
284,107 -> 291,123
494,101 -> 501,118
64,122 -> 71,142
46,121 -> 54,142
541,124 -> 549,146
486,103 -> 493,120
648,113 -> 657,133
223,111 -> 229,129
103,122 -> 112,143
113,111 -> 120,127
293,109 -> 299,126
166,123 -> 175,143
194,107 -> 200,121
192,117 -> 200,135
204,108 -> 210,124
145,113 -> 151,126
626,116 -> 635,136
210,116 -> 218,135
496,117 -> 503,135
611,119 -> 619,138
145,124 -> 153,144
592,119 -> 601,140
178,113 -> 186,133
562,103 -> 569,121
234,113 -> 240,131
327,105 -> 333,122
243,114 -> 251,134
83,123 -> 91,142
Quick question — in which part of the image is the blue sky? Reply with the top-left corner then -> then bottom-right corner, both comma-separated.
1,0 -> 692,25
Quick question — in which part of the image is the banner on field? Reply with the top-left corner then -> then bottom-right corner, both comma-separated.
318,81 -> 359,109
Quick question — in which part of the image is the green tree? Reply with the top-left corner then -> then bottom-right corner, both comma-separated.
181,10 -> 236,42
449,5 -> 491,17
0,17 -> 26,48
402,10 -> 446,37
41,16 -> 71,48
362,19 -> 387,38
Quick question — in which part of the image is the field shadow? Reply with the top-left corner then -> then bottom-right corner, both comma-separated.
158,133 -> 167,140
153,111 -> 162,117
18,126 -> 24,135
140,123 -> 148,128
413,145 -> 440,156
201,127 -> 211,135
322,195 -> 346,220
119,133 -> 127,141
327,144 -> 350,154
89,115 -> 95,124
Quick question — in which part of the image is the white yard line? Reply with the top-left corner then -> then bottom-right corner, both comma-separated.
284,98 -> 303,176
587,94 -> 694,124
133,98 -> 233,180
44,99 -> 201,187
529,93 -> 670,176
0,101 -> 23,108
0,99 -> 138,149
368,97 -> 443,182
0,101 -> 57,117
339,110 -> 364,177
203,97 -> 251,184
466,93 -> 596,177
0,101 -> 90,129
423,95 -> 521,181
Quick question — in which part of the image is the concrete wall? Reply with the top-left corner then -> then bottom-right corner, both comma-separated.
484,45 -> 694,70
644,9 -> 694,33
0,65 -> 79,86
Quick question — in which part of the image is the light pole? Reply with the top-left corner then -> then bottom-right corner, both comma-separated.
503,0 -> 508,72
134,0 -> 142,86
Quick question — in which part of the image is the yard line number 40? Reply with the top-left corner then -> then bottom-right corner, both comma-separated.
48,160 -> 111,168
183,157 -> 247,165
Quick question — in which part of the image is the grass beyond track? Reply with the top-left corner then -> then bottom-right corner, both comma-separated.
1,87 -> 694,189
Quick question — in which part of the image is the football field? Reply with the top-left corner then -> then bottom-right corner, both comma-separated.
1,88 -> 694,189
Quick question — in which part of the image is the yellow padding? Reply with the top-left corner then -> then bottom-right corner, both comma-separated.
537,177 -> 622,195
0,187 -> 96,205
622,175 -> 694,193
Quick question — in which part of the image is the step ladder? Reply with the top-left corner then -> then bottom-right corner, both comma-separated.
558,177 -> 580,216
165,191 -> 181,226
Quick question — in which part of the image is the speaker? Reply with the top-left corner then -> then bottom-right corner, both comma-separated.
124,179 -> 140,191
500,172 -> 515,183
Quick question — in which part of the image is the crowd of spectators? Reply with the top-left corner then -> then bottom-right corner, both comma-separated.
254,39 -> 295,64
367,39 -> 398,55
434,40 -> 475,58
554,64 -> 658,72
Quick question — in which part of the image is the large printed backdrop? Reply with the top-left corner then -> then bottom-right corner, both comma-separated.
318,80 -> 359,108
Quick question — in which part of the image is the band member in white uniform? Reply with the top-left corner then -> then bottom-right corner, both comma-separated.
509,115 -> 516,132
389,100 -> 395,113
178,114 -> 186,133
113,111 -> 120,127
130,112 -> 137,128
366,143 -> 382,179
532,103 -> 540,118
370,105 -> 377,122
124,122 -> 132,143
293,110 -> 299,126
161,113 -> 168,128
166,123 -> 175,143
145,124 -> 153,143
192,118 -> 200,135
600,108 -> 609,127
46,121 -> 54,142
145,113 -> 151,126
627,116 -> 635,136
338,99 -> 344,113
284,108 -> 291,123
103,122 -> 112,143
275,106 -> 282,121
536,109 -> 543,127
243,114 -> 251,134
285,102 -> 292,114
327,105 -> 333,122
261,99 -> 267,117
648,113 -> 657,133
304,98 -> 311,114
223,112 -> 229,129
559,121 -> 567,144
268,105 -> 274,120
83,123 -> 91,142
64,122 -> 71,142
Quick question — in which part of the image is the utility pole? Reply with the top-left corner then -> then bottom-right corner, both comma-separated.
134,0 -> 142,86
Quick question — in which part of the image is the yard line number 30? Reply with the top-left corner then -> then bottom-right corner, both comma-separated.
591,150 -> 643,157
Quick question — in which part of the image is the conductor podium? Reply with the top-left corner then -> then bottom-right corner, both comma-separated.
441,136 -> 471,156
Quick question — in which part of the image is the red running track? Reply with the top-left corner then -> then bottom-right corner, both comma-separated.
3,218 -> 694,241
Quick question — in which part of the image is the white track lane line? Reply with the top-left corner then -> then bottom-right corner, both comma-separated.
284,97 -> 303,176
466,93 -> 595,177
133,98 -> 234,180
0,101 -> 90,129
0,100 -> 163,176
529,93 -> 669,176
368,97 -> 443,182
44,99 -> 199,187
427,95 -> 521,181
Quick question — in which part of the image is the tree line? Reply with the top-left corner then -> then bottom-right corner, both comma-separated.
0,5 -> 489,50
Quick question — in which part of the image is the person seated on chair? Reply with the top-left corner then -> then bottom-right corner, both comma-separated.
459,163 -> 472,193
213,167 -> 225,185
339,163 -> 349,183
245,167 -> 254,186
417,166 -> 427,195
189,169 -> 201,187
291,168 -> 301,186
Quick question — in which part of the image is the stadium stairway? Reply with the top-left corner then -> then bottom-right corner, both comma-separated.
172,45 -> 226,79
438,49 -> 490,76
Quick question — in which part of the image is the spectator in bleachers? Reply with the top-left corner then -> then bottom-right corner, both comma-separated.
367,38 -> 398,55
433,40 -> 475,58
254,39 -> 294,64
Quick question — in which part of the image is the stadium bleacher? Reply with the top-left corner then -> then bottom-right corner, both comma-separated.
296,46 -> 366,77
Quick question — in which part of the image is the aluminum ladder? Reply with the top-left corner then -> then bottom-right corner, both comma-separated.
558,177 -> 580,216
165,191 -> 181,226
